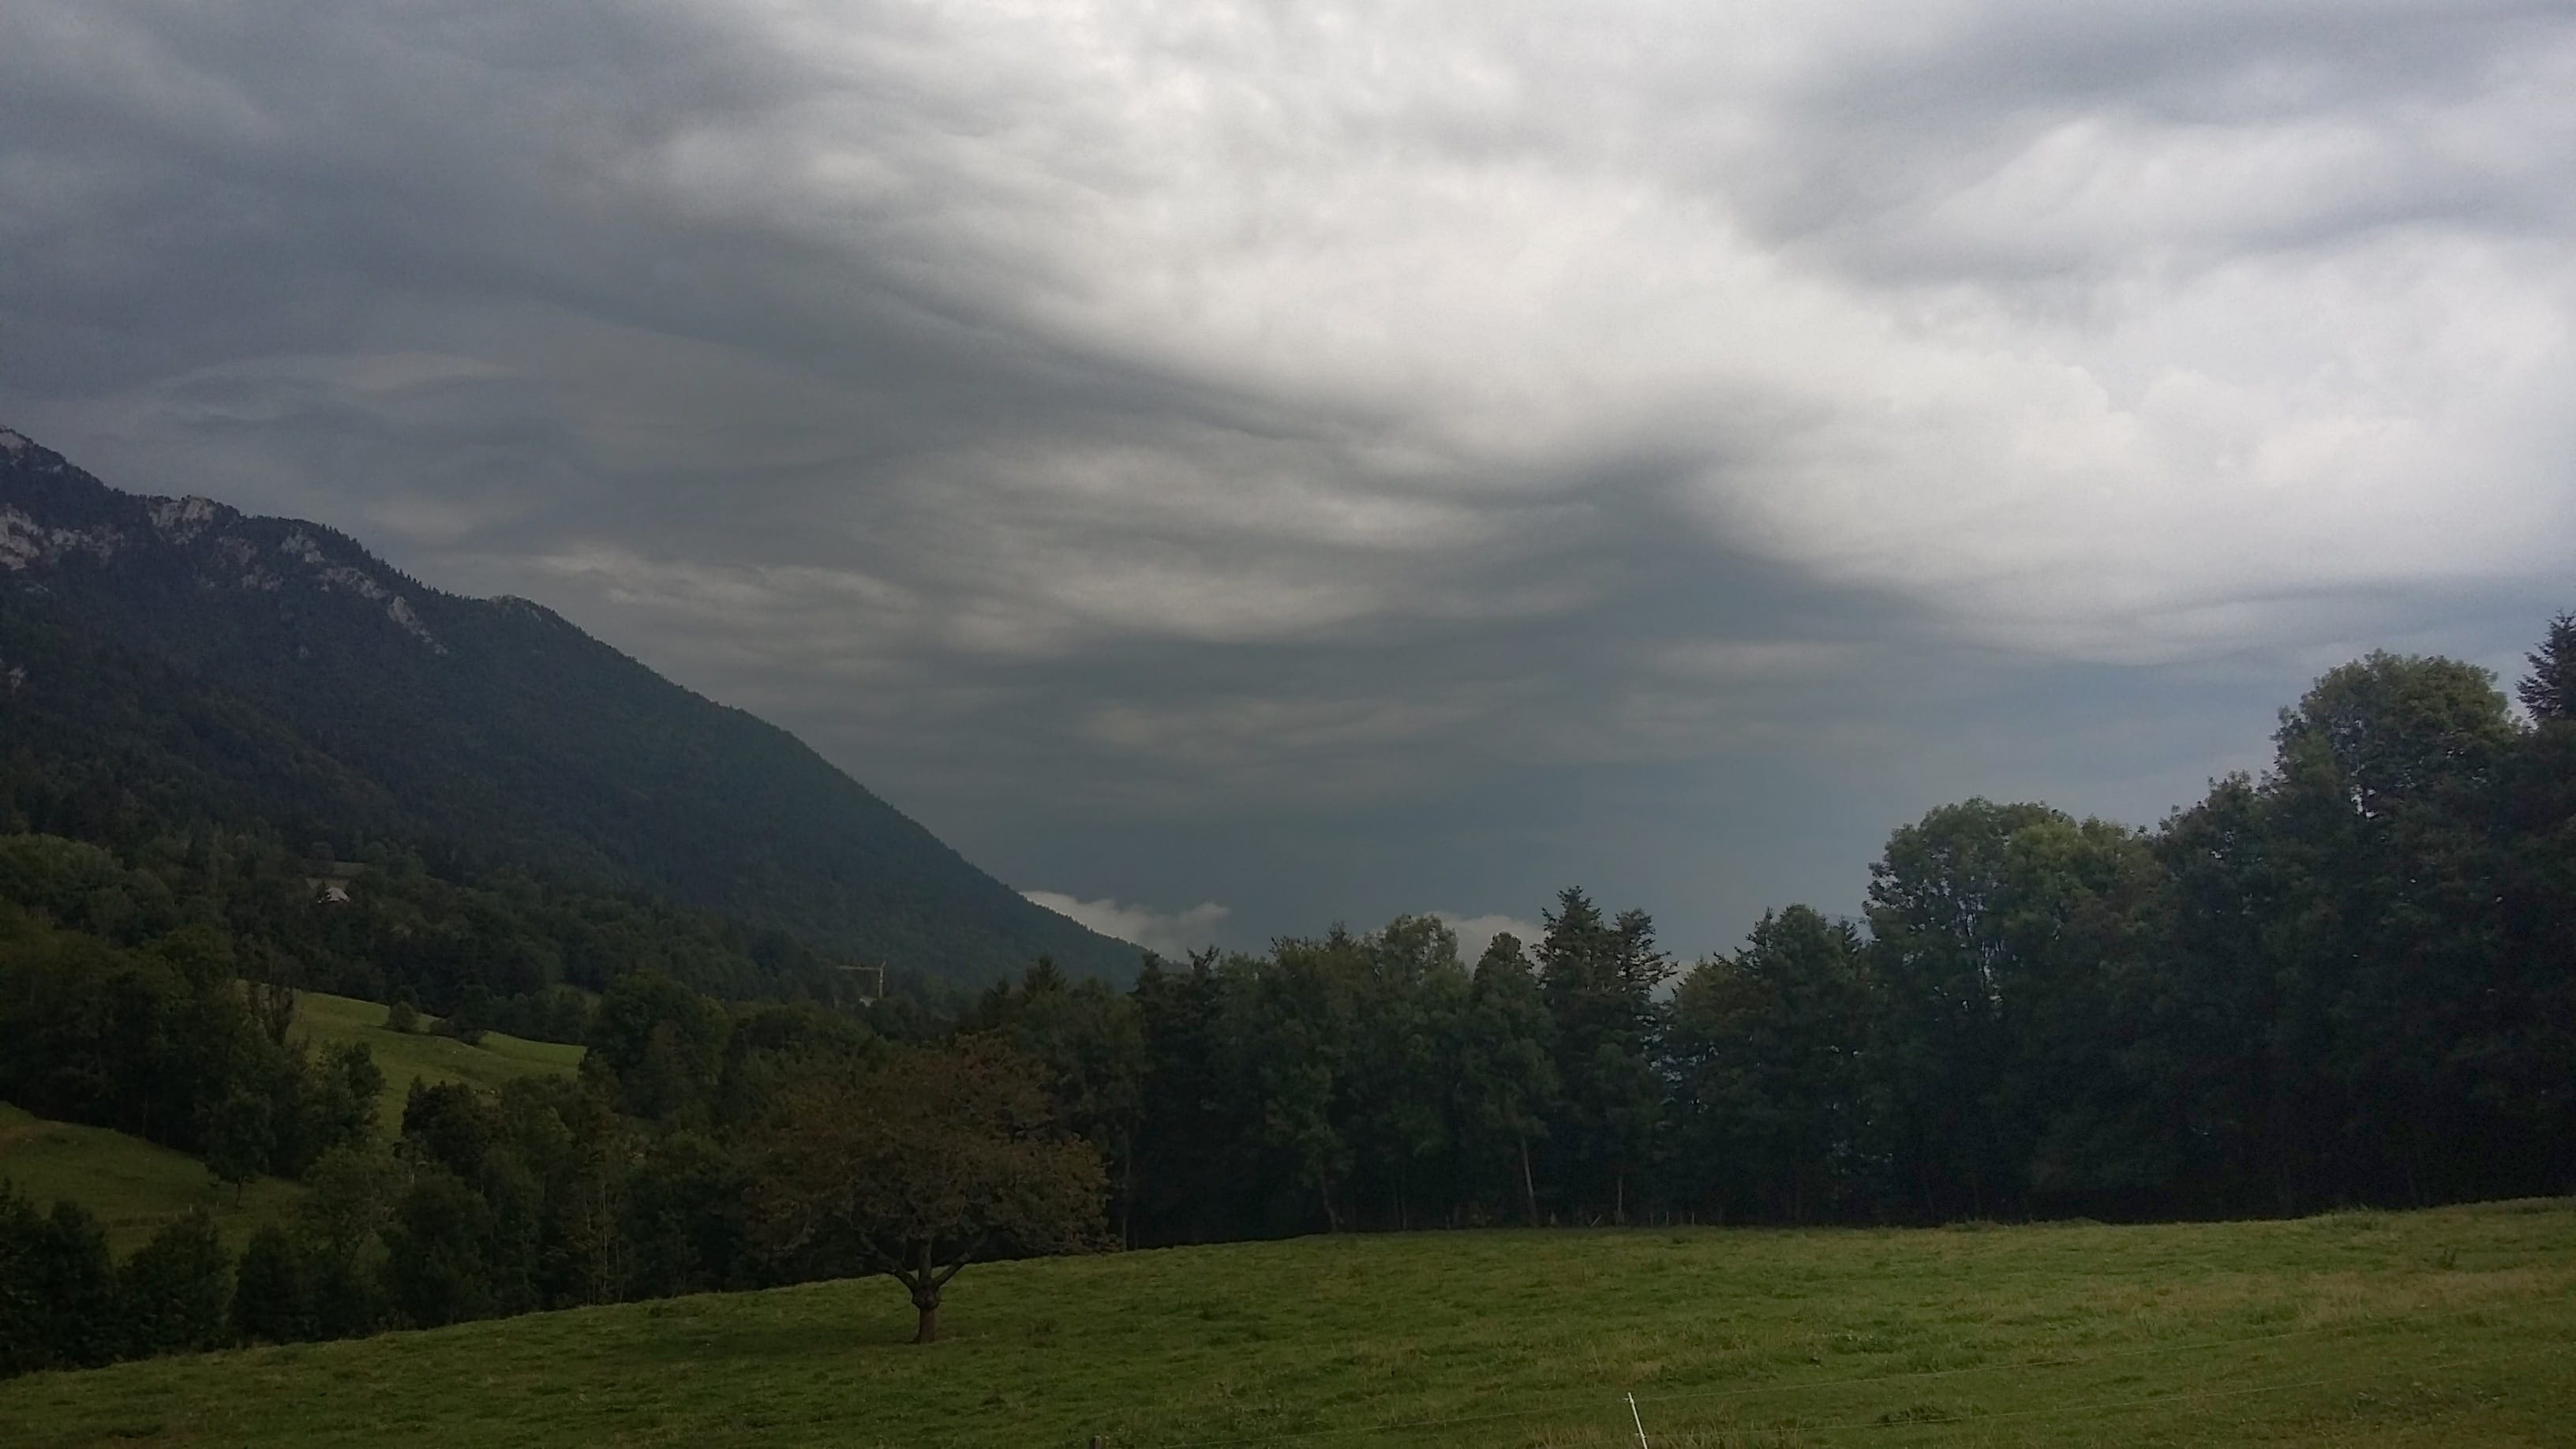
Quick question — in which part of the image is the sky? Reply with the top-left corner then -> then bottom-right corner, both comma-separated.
5,1 -> 2572,964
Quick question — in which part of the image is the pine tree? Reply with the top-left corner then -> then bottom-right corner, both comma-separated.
2521,612 -> 2576,723
32,1200 -> 121,1370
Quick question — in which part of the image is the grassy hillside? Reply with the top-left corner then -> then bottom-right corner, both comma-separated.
4,1199 -> 2570,1447
0,1106 -> 304,1254
291,989 -> 582,1134
0,990 -> 577,1253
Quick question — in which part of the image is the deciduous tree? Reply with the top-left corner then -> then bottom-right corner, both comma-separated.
745,1038 -> 1103,1343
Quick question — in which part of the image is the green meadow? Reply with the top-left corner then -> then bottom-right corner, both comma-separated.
0,1104 -> 304,1254
290,989 -> 584,1135
0,990 -> 580,1251
4,1197 -> 2569,1448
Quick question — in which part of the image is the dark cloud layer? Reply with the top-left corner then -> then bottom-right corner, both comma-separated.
6,1 -> 2571,957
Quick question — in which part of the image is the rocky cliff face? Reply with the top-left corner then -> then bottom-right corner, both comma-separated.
0,428 -> 445,652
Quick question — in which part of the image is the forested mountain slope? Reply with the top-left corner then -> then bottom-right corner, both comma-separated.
0,426 -> 1133,983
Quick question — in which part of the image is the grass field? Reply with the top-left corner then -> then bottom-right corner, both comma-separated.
3,1198 -> 2569,1448
0,1104 -> 305,1254
291,989 -> 584,1134
0,990 -> 581,1252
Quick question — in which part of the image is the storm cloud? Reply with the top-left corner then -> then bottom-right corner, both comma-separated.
6,1 -> 2571,957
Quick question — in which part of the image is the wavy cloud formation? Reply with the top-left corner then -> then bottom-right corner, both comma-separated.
5,1 -> 2567,953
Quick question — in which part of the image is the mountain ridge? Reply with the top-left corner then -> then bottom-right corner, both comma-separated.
0,425 -> 1136,984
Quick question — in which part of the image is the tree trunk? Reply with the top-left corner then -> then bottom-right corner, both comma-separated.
1518,1134 -> 1539,1227
903,1241 -> 951,1344
1614,1168 -> 1627,1227
911,1283 -> 942,1344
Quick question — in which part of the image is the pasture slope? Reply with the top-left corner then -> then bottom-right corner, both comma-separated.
0,989 -> 580,1252
290,989 -> 584,1134
3,1197 -> 2570,1448
0,1104 -> 305,1255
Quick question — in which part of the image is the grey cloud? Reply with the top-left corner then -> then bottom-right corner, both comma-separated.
3,0 -> 2570,957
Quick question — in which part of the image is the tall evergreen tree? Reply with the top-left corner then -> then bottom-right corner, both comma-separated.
1537,889 -> 1672,1222
1668,906 -> 1870,1222
1459,934 -> 1558,1226
2519,612 -> 2576,723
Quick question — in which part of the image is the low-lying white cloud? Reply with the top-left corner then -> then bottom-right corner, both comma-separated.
1436,913 -> 1546,967
1024,892 -> 1232,962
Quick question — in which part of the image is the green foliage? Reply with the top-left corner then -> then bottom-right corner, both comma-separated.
961,962 -> 1139,1235
1537,889 -> 1671,1222
21,1198 -> 118,1371
1458,934 -> 1556,1226
203,1094 -> 274,1194
0,917 -> 377,1179
0,820 -> 920,1042
1667,906 -> 1869,1222
0,1185 -> 50,1377
620,1130 -> 751,1299
745,1038 -> 1106,1342
582,972 -> 731,1121
230,1226 -> 312,1344
2523,612 -> 2576,722
383,1167 -> 507,1330
116,1210 -> 230,1358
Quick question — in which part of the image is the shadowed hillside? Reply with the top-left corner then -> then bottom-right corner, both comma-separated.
0,427 -> 1133,984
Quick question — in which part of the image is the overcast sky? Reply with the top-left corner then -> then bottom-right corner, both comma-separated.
6,1 -> 2572,962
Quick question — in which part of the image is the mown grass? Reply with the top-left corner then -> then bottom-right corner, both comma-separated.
0,990 -> 578,1252
4,1198 -> 2570,1447
290,989 -> 583,1136
0,1104 -> 305,1253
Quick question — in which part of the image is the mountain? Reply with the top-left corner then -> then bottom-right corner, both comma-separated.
0,425 -> 1136,984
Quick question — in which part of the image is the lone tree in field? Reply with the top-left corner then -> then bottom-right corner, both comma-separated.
746,1037 -> 1104,1344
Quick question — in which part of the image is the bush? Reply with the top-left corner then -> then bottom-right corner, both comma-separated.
384,1168 -> 502,1328
24,1199 -> 118,1372
0,1184 -> 51,1377
120,1209 -> 231,1357
231,1226 -> 313,1344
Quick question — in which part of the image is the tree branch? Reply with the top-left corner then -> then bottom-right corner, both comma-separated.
930,1234 -> 987,1287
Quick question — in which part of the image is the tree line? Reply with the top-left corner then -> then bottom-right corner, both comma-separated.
1084,625 -> 2576,1234
2,619 -> 2571,1372
3,981 -> 1090,1371
0,824 -> 930,1051
0,912 -> 384,1185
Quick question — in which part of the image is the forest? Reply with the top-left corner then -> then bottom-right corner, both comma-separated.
2,616 -> 2571,1376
